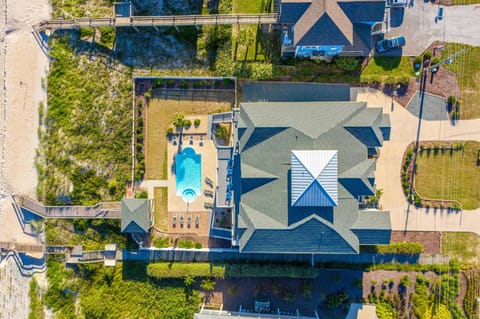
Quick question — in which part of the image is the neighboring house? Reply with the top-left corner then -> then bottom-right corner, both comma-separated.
121,198 -> 153,234
345,303 -> 379,319
233,100 -> 391,254
280,0 -> 386,58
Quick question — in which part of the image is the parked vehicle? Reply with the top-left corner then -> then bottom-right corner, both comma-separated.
375,36 -> 406,53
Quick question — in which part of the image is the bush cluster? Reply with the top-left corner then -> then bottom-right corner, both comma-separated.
362,242 -> 424,254
147,262 -> 319,279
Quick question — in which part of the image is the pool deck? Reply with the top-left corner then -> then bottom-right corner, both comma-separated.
167,115 -> 217,237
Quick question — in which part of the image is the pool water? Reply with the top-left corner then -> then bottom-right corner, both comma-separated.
176,147 -> 202,203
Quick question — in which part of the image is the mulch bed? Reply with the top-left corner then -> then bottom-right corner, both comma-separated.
393,42 -> 461,107
391,231 -> 441,254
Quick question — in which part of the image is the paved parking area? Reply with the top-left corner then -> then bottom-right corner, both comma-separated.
406,91 -> 448,120
377,3 -> 480,56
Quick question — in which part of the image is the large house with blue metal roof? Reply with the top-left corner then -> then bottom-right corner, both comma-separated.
233,100 -> 391,254
280,0 -> 386,58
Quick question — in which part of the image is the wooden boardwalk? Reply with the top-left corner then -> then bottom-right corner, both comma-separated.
0,242 -> 44,254
34,13 -> 279,32
13,195 -> 121,219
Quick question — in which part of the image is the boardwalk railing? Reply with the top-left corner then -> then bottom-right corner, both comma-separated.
13,195 -> 121,219
34,14 -> 279,32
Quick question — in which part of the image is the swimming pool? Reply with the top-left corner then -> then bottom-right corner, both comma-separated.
175,147 -> 202,203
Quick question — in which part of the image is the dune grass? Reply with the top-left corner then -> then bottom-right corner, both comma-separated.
442,232 -> 480,264
442,43 -> 480,119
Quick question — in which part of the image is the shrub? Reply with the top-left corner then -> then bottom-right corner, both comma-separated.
423,50 -> 432,60
414,56 -> 422,64
79,27 -> 94,38
249,62 -> 275,80
301,281 -> 313,297
447,95 -> 456,105
369,242 -> 424,254
99,26 -> 115,46
228,284 -> 238,296
431,57 -> 441,66
334,56 -> 361,71
376,302 -> 397,319
147,263 -> 225,279
224,264 -> 318,278
135,191 -> 148,199
166,127 -> 174,135
214,124 -> 229,140
183,119 -> 192,128
200,278 -> 216,291
325,291 -> 349,309
215,44 -> 235,77
153,237 -> 171,248
194,119 -> 201,127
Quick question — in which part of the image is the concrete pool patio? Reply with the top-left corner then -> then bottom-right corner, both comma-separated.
166,115 -> 218,237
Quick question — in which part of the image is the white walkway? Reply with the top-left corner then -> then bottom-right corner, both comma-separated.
139,179 -> 168,199
354,87 -> 480,234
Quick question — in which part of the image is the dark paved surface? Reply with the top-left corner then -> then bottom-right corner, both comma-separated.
406,91 -> 448,121
241,81 -> 351,102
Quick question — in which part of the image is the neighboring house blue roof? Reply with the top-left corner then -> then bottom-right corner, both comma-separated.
236,97 -> 391,254
280,0 -> 385,48
298,15 -> 351,46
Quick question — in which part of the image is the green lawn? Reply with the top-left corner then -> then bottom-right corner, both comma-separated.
414,141 -> 480,210
442,232 -> 480,264
232,0 -> 264,13
153,187 -> 168,232
442,43 -> 480,119
231,0 -> 271,62
453,0 -> 480,4
360,56 -> 414,85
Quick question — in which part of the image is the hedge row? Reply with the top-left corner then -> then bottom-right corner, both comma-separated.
362,242 -> 424,254
146,263 -> 318,279
225,264 -> 318,278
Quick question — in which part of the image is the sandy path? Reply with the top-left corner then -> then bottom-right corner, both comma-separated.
0,0 -> 50,318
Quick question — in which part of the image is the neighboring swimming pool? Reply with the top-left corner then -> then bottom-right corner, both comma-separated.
175,147 -> 202,203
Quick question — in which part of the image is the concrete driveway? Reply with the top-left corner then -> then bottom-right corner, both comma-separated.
353,87 -> 480,235
378,3 -> 480,56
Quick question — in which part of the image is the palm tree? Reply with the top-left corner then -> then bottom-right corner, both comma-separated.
172,113 -> 186,129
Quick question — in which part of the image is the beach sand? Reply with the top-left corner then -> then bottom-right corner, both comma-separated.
0,0 -> 50,317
